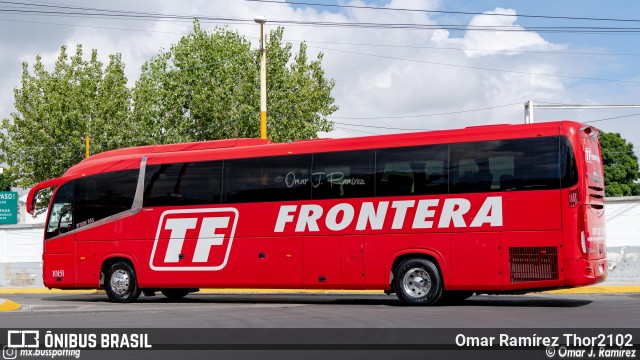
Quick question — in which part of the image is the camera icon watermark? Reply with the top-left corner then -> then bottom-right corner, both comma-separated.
2,345 -> 17,360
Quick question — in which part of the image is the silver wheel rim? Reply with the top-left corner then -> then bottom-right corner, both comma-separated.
110,269 -> 131,296
402,268 -> 431,298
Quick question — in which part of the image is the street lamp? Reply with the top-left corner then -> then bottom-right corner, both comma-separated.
254,15 -> 267,140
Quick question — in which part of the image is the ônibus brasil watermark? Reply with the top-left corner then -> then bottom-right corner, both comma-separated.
3,330 -> 151,359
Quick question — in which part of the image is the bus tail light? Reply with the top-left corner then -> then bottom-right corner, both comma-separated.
577,205 -> 589,258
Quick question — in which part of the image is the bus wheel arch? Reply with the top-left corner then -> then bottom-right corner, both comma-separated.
101,257 -> 141,303
390,253 -> 444,306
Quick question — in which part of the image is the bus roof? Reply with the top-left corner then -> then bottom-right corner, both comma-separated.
87,138 -> 271,161
65,120 -> 592,176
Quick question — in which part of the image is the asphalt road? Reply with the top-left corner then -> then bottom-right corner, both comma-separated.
2,292 -> 640,328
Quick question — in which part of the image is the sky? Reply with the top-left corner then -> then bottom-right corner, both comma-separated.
1,0 -> 639,157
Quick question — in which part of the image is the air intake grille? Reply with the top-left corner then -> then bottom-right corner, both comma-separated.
509,247 -> 559,283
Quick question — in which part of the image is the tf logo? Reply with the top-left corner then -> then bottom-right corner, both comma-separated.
150,208 -> 238,271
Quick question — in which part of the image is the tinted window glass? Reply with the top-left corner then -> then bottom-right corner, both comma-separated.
312,150 -> 374,199
450,137 -> 560,193
224,155 -> 311,203
376,145 -> 448,196
46,181 -> 74,240
560,136 -> 579,188
144,161 -> 222,207
74,169 -> 138,228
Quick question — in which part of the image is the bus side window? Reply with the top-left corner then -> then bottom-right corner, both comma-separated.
145,161 -> 224,206
312,150 -> 374,200
74,169 -> 138,226
223,155 -> 311,203
376,144 -> 448,196
176,162 -> 223,205
144,164 -> 182,207
504,137 -> 561,191
450,141 -> 497,194
450,137 -> 562,193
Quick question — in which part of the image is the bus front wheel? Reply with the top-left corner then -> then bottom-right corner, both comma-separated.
105,261 -> 141,303
393,258 -> 443,306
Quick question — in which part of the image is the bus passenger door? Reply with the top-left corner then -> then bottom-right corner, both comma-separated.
341,235 -> 364,289
450,232 -> 502,290
303,236 -> 341,288
302,235 -> 364,289
75,240 -> 97,287
225,236 -> 303,288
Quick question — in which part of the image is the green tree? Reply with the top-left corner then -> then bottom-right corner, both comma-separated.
0,168 -> 15,191
131,21 -> 337,144
600,132 -> 640,197
0,45 -> 132,188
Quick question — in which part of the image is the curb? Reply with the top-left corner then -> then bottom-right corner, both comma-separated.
0,299 -> 21,312
0,289 -> 99,295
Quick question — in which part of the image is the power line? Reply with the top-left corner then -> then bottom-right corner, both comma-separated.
3,14 -> 639,59
282,37 -> 640,58
305,45 -> 640,84
5,0 -> 640,27
335,122 -> 429,131
246,0 -> 640,24
3,2 -> 640,34
329,102 -> 521,120
332,126 -> 379,135
584,112 -> 640,123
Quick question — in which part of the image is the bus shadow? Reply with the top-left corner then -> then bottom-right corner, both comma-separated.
40,293 -> 592,308
458,295 -> 592,308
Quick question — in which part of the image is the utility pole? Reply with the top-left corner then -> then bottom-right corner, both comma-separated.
524,100 -> 534,124
255,15 -> 267,140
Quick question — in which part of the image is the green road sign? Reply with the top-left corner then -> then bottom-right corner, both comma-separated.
0,191 -> 18,225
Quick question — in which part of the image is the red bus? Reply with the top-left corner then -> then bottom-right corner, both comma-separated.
27,121 -> 607,305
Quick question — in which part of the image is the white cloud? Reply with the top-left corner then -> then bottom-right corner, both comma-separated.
0,0 -> 637,149
442,7 -> 563,58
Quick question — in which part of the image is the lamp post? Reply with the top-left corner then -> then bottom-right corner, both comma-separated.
255,15 -> 267,140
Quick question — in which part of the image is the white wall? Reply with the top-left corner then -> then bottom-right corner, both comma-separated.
0,224 -> 44,263
604,196 -> 640,247
0,224 -> 45,287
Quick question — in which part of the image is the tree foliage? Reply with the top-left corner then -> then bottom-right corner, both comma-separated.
1,21 -> 338,189
600,132 -> 640,197
0,168 -> 15,191
0,45 -> 131,188
131,21 -> 337,144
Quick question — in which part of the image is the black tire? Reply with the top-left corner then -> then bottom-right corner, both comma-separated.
104,261 -> 141,303
393,258 -> 443,306
161,289 -> 191,300
438,290 -> 474,304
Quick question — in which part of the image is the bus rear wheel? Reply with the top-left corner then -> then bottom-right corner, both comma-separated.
393,258 -> 442,306
161,289 -> 192,300
105,261 -> 141,303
